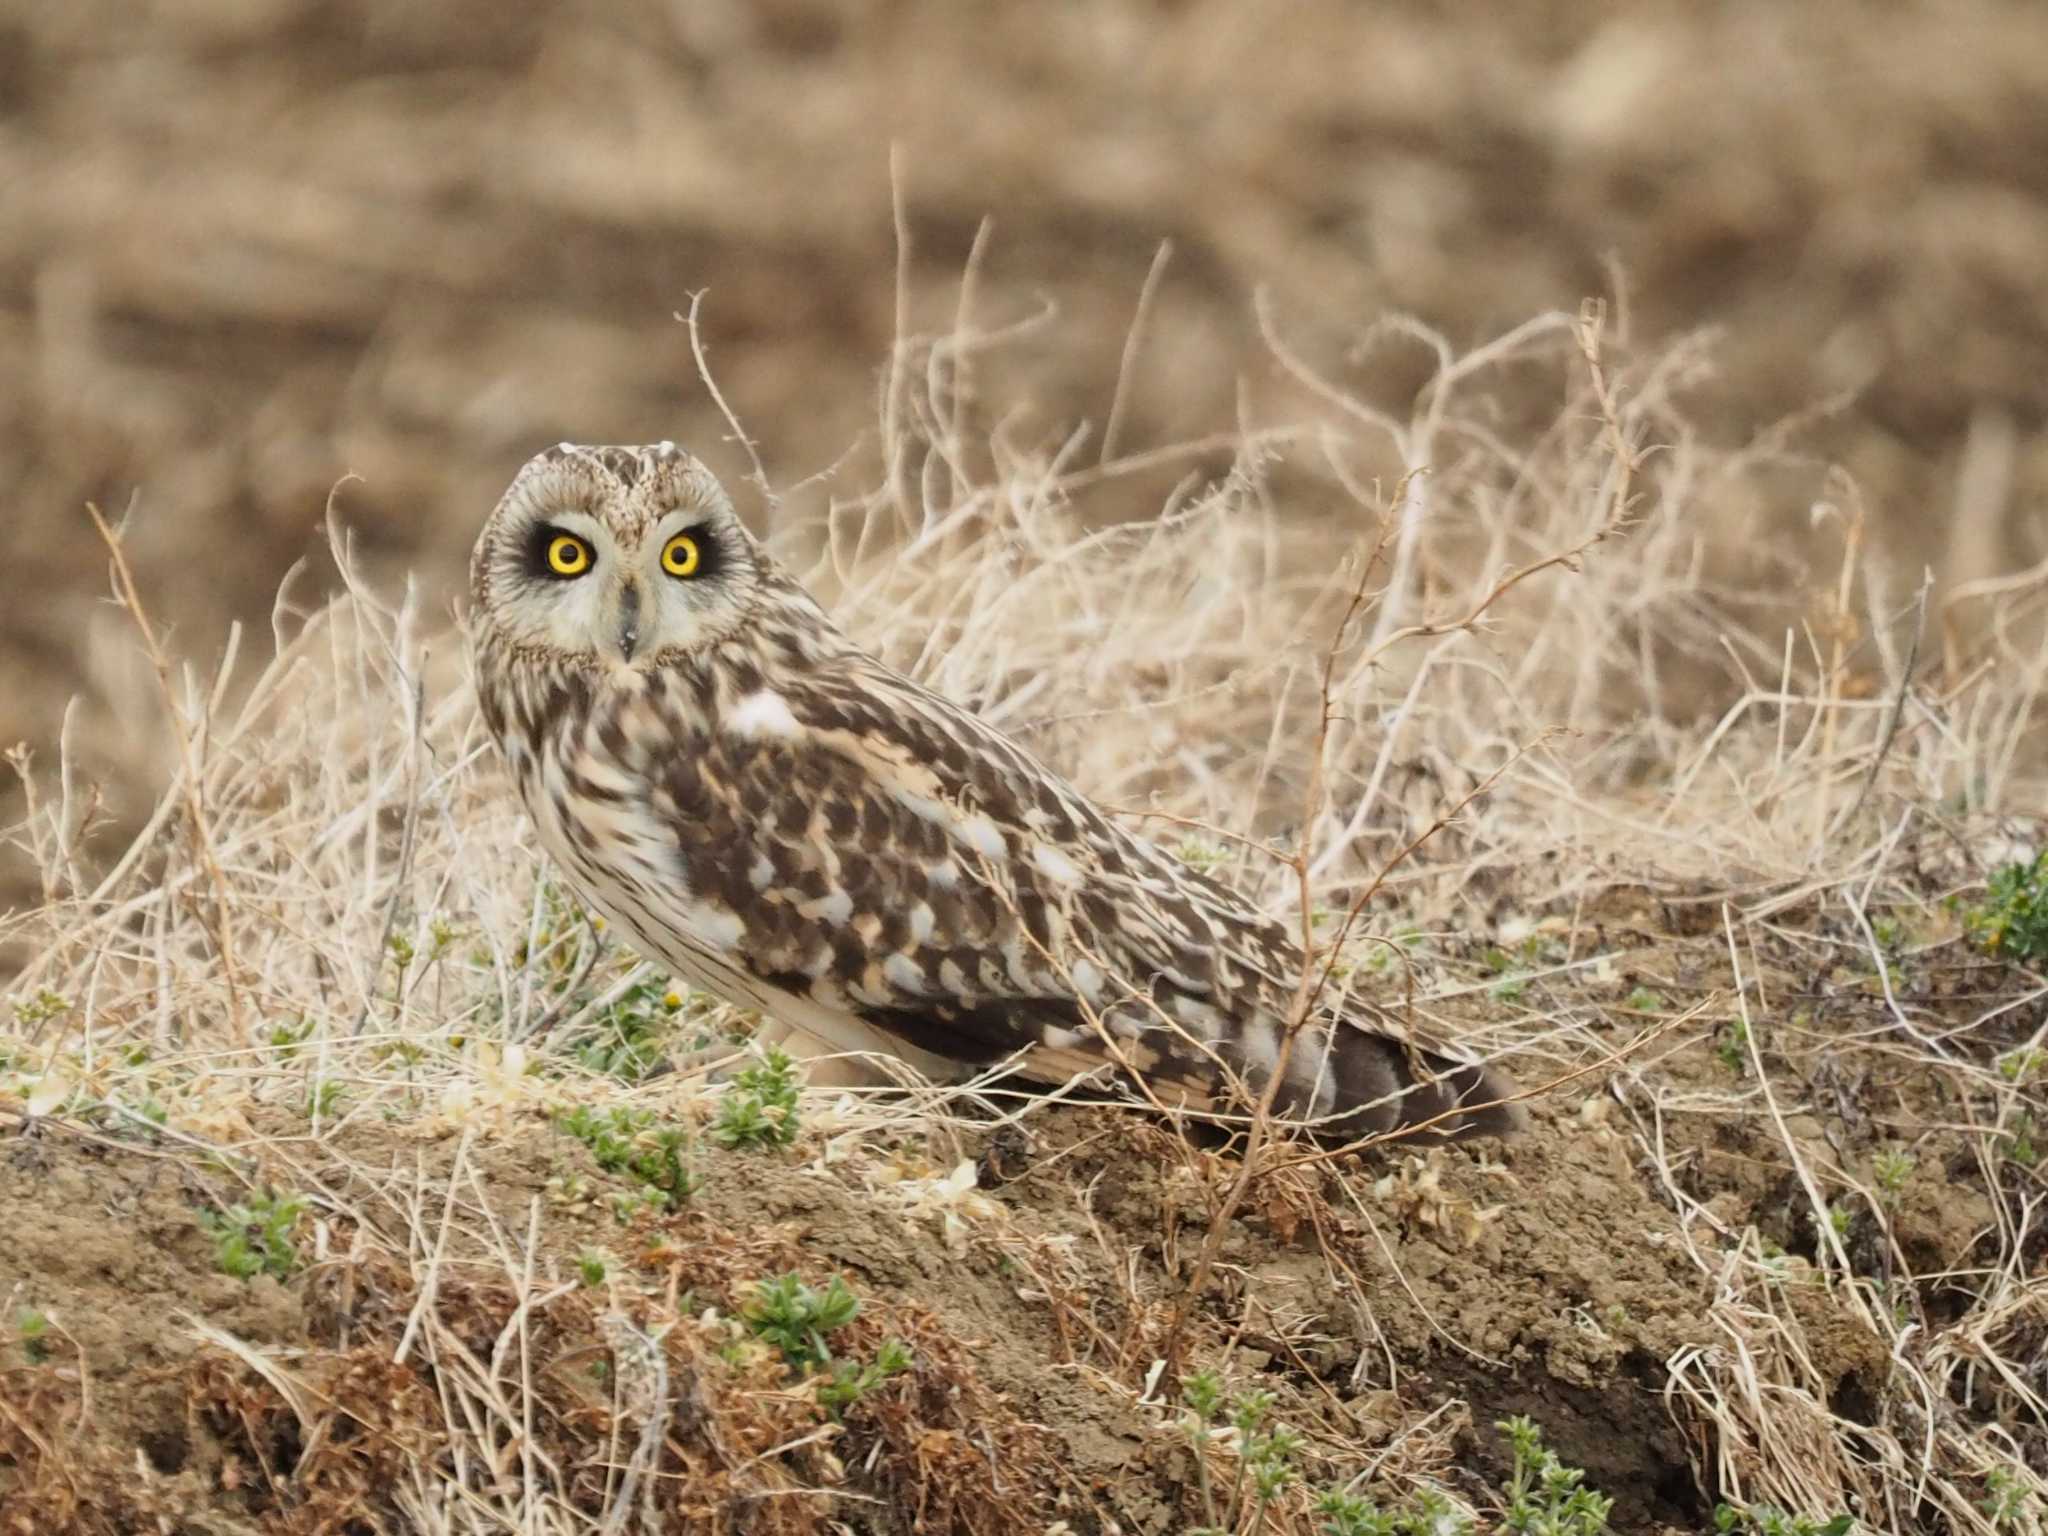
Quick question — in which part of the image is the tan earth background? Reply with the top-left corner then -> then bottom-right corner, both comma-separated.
6,0 -> 2048,907
5,6 -> 2048,1533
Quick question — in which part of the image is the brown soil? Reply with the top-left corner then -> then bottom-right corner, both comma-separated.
2,893 -> 2031,1533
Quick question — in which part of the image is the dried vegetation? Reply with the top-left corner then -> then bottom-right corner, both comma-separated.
2,272 -> 2045,1536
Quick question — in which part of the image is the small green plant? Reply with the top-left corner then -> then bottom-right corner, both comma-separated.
566,977 -> 682,1082
1412,1490 -> 1473,1535
1623,987 -> 1664,1013
712,1046 -> 803,1150
1181,1369 -> 1226,1529
743,1272 -> 861,1370
1827,1203 -> 1853,1241
377,1039 -> 427,1069
1962,852 -> 2048,963
304,1077 -> 343,1119
10,990 -> 71,1028
1982,1467 -> 2034,1528
576,1248 -> 610,1288
201,1190 -> 309,1281
1871,1147 -> 1913,1202
1716,1017 -> 1751,1075
15,1307 -> 50,1365
1245,1423 -> 1304,1530
557,1105 -> 700,1209
1314,1491 -> 1394,1536
817,1336 -> 913,1416
427,917 -> 461,959
1712,1503 -> 1853,1536
1315,1488 -> 1471,1536
2005,1111 -> 2038,1168
1178,1371 -> 1310,1536
1998,1047 -> 2043,1084
611,1187 -> 670,1223
1499,1415 -> 1612,1535
1175,838 -> 1229,873
741,1271 -> 910,1416
1182,1368 -> 1225,1421
269,1017 -> 315,1057
1480,942 -> 1526,1001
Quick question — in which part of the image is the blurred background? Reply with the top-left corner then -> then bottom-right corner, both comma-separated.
5,0 -> 2048,908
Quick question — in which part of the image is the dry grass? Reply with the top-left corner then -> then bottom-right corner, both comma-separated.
3,285 -> 2046,1533
13,0 -> 2048,893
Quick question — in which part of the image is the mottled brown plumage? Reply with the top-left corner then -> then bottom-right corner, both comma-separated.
468,443 -> 1519,1139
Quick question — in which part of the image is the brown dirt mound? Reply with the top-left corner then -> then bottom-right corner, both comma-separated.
3,879 -> 2034,1533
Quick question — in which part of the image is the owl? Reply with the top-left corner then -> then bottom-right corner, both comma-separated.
468,442 -> 1520,1141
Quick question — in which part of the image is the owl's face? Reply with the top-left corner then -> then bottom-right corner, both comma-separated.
468,443 -> 763,668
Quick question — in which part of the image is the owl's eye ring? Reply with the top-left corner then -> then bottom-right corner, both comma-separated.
661,533 -> 702,578
545,533 -> 593,577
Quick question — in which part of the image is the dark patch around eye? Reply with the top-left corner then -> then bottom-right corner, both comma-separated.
527,521 -> 588,579
668,523 -> 725,581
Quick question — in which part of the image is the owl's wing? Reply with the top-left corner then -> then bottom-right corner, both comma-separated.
663,653 -> 1517,1139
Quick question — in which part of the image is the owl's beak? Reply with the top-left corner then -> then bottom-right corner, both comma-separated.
614,579 -> 643,661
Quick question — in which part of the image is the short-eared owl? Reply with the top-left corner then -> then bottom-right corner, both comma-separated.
469,443 -> 1519,1140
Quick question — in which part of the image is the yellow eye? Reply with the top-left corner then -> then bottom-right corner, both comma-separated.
545,534 -> 592,576
661,533 -> 701,578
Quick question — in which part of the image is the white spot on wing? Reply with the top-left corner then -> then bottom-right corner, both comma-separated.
897,791 -> 947,825
688,904 -> 746,953
729,689 -> 801,739
801,889 -> 854,926
955,814 -> 1006,859
1002,944 -> 1037,991
1238,1017 -> 1280,1073
909,901 -> 935,944
883,954 -> 926,993
749,853 -> 776,889
928,861 -> 959,889
1034,844 -> 1083,887
1070,957 -> 1105,1001
892,788 -> 1006,860
1172,996 -> 1224,1041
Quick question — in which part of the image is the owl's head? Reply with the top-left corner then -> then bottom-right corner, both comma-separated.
468,443 -> 764,667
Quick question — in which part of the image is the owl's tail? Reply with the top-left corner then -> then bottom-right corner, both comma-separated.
1069,1008 -> 1524,1142
1280,1013 -> 1524,1141
921,994 -> 1524,1143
